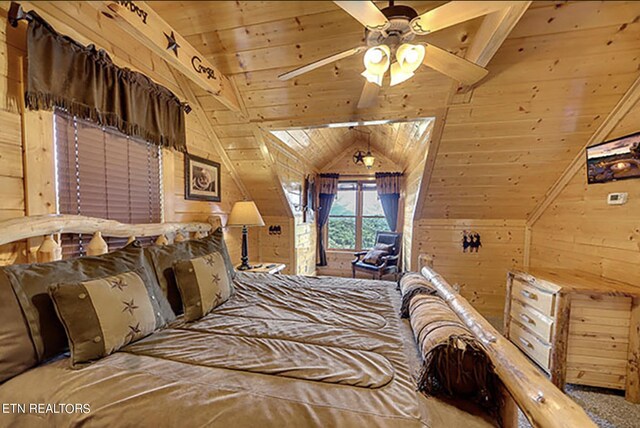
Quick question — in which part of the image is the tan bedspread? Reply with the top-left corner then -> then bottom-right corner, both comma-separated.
0,273 -> 493,428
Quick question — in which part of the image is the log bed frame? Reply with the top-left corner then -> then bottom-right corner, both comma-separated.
0,215 -> 596,427
0,214 -> 221,262
420,263 -> 597,428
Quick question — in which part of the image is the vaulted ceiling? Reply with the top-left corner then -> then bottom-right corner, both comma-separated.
25,1 -> 640,220
148,1 -> 640,220
270,119 -> 433,170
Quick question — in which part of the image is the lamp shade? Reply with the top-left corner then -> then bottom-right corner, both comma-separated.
227,201 -> 265,227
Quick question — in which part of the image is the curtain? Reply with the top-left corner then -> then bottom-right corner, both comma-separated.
375,172 -> 402,232
25,11 -> 187,152
316,173 -> 339,266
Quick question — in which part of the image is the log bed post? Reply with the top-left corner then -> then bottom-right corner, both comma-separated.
420,266 -> 597,428
549,291 -> 571,389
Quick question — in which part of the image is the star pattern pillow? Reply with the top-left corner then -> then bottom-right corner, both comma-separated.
49,268 -> 164,368
173,252 -> 233,321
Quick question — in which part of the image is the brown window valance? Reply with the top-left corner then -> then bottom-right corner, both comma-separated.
375,172 -> 403,194
317,173 -> 340,195
25,11 -> 187,152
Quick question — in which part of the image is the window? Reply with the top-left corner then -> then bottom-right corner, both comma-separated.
327,181 -> 389,251
54,111 -> 162,256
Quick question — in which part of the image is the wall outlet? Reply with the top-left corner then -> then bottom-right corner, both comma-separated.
607,193 -> 628,205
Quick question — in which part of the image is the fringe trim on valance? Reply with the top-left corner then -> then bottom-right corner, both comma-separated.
25,92 -> 187,153
25,10 -> 187,152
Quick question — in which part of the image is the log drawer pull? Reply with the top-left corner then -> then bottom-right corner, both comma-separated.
519,337 -> 533,349
520,313 -> 535,325
520,289 -> 537,300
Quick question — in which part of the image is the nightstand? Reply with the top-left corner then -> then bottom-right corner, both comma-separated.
241,262 -> 286,274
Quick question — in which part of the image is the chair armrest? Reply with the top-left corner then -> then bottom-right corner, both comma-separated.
379,254 -> 399,268
352,251 -> 368,264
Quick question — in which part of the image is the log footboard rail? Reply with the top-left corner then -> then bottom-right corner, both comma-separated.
420,265 -> 597,428
0,214 -> 222,262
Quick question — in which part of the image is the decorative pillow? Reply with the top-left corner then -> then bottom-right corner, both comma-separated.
173,252 -> 233,321
145,227 -> 235,315
2,242 -> 174,362
363,243 -> 393,266
49,269 -> 163,368
0,270 -> 37,383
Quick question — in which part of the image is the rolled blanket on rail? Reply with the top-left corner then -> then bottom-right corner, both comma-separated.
398,272 -> 438,318
409,293 -> 501,417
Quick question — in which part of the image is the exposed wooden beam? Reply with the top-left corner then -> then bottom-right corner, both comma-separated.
465,2 -> 532,67
86,1 -> 241,112
527,74 -> 640,226
413,107 -> 447,219
170,70 -> 250,200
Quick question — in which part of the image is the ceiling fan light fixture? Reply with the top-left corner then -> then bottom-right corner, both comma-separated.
390,62 -> 414,87
396,43 -> 425,73
363,45 -> 390,75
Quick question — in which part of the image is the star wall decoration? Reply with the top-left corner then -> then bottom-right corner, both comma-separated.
164,31 -> 180,57
353,150 -> 365,165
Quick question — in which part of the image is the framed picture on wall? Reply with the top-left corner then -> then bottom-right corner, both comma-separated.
184,154 -> 221,202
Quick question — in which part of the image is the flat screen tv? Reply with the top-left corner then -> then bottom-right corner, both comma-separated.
586,131 -> 640,184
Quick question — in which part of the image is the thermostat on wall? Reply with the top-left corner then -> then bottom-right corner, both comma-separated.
607,192 -> 628,205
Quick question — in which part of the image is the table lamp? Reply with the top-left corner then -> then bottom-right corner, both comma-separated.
226,201 -> 265,270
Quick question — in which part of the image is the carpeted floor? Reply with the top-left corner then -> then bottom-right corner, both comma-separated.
483,316 -> 640,428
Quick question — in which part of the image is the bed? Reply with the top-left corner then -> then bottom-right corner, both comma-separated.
0,215 -> 595,428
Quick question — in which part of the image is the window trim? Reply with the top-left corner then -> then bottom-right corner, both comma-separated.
326,180 -> 386,252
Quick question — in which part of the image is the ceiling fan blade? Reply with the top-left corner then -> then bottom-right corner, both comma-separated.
411,1 -> 509,35
334,1 -> 390,31
423,44 -> 488,86
357,81 -> 380,109
278,47 -> 365,81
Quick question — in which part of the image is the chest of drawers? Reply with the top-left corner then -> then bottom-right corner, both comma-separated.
504,269 -> 640,403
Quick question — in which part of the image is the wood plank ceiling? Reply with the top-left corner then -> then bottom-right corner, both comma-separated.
271,120 -> 433,170
147,1 -> 640,219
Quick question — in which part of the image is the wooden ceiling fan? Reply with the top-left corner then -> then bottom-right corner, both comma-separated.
278,1 -> 514,108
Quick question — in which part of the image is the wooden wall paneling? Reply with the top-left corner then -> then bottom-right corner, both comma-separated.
0,4 -> 26,265
527,74 -> 640,226
627,297 -> 640,402
171,70 -> 250,199
415,219 -> 526,316
257,215 -> 293,274
529,164 -> 640,286
21,108 -> 56,262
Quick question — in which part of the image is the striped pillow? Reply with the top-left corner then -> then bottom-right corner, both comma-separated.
173,252 -> 233,321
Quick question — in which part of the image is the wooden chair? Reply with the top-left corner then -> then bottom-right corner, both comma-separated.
351,231 -> 402,280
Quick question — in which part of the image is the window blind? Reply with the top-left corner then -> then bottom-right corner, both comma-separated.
54,111 -> 162,257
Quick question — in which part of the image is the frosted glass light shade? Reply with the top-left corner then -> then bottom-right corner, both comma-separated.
390,62 -> 414,87
396,43 -> 425,73
227,201 -> 265,227
362,45 -> 390,86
